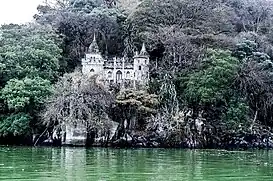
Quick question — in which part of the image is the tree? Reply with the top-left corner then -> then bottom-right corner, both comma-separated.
114,89 -> 159,130
35,0 -> 126,71
0,24 -> 62,86
233,39 -> 273,128
184,49 -> 239,104
1,77 -> 52,113
125,0 -> 236,63
42,72 -> 114,131
0,113 -> 32,137
117,0 -> 141,14
228,0 -> 273,34
0,24 -> 62,140
0,77 -> 52,137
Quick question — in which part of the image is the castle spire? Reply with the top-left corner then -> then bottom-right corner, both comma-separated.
139,43 -> 148,56
88,33 -> 100,54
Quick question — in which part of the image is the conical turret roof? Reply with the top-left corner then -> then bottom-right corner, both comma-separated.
88,33 -> 100,54
139,43 -> 148,56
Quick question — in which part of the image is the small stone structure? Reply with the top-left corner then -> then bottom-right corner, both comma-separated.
81,34 -> 150,88
62,123 -> 87,146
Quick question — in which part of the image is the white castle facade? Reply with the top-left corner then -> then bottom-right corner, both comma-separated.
81,35 -> 150,88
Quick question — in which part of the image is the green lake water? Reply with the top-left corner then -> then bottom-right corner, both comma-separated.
0,147 -> 273,181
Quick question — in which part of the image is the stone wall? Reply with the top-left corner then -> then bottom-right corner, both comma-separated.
62,123 -> 87,146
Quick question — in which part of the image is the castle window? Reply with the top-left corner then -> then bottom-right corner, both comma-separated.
108,71 -> 112,78
90,69 -> 95,73
139,66 -> 141,70
116,70 -> 122,81
145,60 -> 147,64
126,71 -> 130,79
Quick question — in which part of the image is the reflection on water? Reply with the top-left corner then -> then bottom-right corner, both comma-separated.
0,147 -> 273,181
60,148 -> 86,181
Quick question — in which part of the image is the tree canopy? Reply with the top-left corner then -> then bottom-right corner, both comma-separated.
2,0 -> 273,147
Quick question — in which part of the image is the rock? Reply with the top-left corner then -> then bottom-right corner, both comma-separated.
52,130 -> 59,140
125,133 -> 133,144
135,143 -> 143,147
42,138 -> 53,146
112,138 -> 128,147
137,136 -> 146,143
239,140 -> 248,149
109,121 -> 119,140
195,118 -> 204,134
151,141 -> 159,147
253,142 -> 259,148
268,139 -> 273,148
93,136 -> 107,146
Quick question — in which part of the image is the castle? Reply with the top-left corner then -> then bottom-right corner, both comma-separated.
81,34 -> 150,88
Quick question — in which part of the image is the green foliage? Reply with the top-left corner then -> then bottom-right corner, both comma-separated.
221,98 -> 249,130
233,39 -> 273,126
184,49 -> 239,104
233,39 -> 272,65
0,113 -> 31,136
0,24 -> 62,85
116,89 -> 159,116
35,0 -> 126,71
114,89 -> 159,130
125,0 -> 236,64
1,77 -> 52,112
69,0 -> 104,12
0,24 -> 61,140
2,0 -> 273,145
233,40 -> 258,60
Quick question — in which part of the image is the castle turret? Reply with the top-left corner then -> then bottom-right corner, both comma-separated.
88,34 -> 100,54
139,43 -> 149,56
133,43 -> 150,86
81,33 -> 104,76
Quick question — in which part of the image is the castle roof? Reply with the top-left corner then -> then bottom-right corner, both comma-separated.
139,43 -> 148,56
88,33 -> 100,54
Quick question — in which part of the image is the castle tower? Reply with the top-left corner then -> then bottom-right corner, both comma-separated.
81,33 -> 104,77
133,43 -> 150,86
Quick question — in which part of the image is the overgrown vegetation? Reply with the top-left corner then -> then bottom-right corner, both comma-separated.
1,0 -> 273,148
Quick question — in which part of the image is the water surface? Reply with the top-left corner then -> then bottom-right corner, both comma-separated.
0,147 -> 272,181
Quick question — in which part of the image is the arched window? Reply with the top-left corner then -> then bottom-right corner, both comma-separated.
116,70 -> 122,81
126,71 -> 130,79
139,66 -> 142,70
90,69 -> 95,73
108,71 -> 112,78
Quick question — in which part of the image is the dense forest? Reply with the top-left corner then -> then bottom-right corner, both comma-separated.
1,0 -> 273,149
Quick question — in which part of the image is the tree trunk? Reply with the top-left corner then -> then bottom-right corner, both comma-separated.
250,110 -> 258,134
